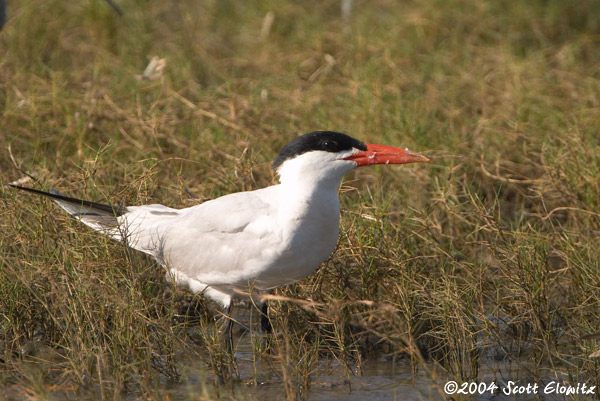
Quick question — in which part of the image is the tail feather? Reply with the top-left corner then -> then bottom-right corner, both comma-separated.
7,184 -> 127,236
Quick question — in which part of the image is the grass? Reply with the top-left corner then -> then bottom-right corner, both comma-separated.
1,0 -> 600,399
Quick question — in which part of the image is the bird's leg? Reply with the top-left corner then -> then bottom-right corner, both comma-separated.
220,304 -> 234,352
215,303 -> 239,382
260,300 -> 273,334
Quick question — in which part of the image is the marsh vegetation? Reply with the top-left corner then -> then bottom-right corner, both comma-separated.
1,0 -> 600,399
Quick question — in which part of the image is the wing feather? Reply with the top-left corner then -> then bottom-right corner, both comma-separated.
157,187 -> 283,286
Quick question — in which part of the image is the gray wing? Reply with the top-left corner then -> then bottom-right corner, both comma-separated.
10,184 -> 286,288
142,187 -> 285,287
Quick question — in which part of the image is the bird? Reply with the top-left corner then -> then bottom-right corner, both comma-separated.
8,131 -> 428,345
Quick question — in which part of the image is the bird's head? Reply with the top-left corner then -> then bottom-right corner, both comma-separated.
273,131 -> 429,187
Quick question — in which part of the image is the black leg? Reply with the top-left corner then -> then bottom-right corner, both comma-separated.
260,301 -> 273,334
221,304 -> 234,352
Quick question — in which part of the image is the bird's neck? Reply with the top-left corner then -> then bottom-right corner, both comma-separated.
280,167 -> 344,202
274,155 -> 357,226
276,174 -> 342,250
279,171 -> 345,198
276,155 -> 355,198
276,161 -> 352,225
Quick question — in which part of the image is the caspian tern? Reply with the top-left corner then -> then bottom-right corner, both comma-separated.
9,131 -> 428,341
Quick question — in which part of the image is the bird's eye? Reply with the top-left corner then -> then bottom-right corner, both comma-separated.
322,140 -> 338,150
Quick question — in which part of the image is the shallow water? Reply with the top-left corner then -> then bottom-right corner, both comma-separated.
162,307 -> 580,401
164,306 -> 445,401
6,306 -> 584,401
234,344 -> 441,401
174,340 -> 443,401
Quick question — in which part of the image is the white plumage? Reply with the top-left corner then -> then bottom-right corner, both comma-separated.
10,131 -> 428,313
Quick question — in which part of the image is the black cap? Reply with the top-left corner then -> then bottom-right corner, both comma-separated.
272,131 -> 367,169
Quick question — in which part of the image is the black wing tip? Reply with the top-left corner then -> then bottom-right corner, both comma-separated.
7,184 -> 127,217
6,183 -> 48,195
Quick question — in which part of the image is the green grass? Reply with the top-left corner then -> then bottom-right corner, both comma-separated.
1,0 -> 600,399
